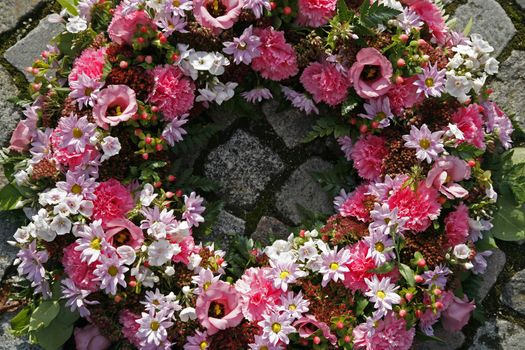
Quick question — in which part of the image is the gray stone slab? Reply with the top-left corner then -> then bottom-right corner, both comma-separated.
0,312 -> 39,350
501,269 -> 525,315
0,1 -> 44,35
0,66 -> 21,147
454,0 -> 516,56
518,0 -> 525,10
4,15 -> 63,81
276,157 -> 334,225
251,216 -> 290,245
412,327 -> 465,350
204,130 -> 285,208
476,248 -> 506,302
491,51 -> 525,131
195,210 -> 245,250
262,101 -> 314,149
0,211 -> 25,281
469,318 -> 525,350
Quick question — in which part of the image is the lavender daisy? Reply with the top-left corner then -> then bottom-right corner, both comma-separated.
56,170 -> 98,200
402,124 -> 445,163
223,26 -> 261,65
93,252 -> 129,295
358,97 -> 394,128
57,114 -> 96,153
249,335 -> 284,350
164,0 -> 193,17
277,291 -> 310,319
337,136 -> 353,161
191,268 -> 221,294
414,64 -> 447,98
268,256 -> 307,292
162,115 -> 188,146
243,0 -> 271,19
155,13 -> 187,36
282,86 -> 319,115
137,310 -> 174,347
61,278 -> 99,317
75,220 -> 112,264
141,207 -> 178,239
184,330 -> 209,350
15,240 -> 48,285
422,264 -> 451,289
241,87 -> 273,103
319,246 -> 351,287
364,228 -> 395,265
258,311 -> 296,345
29,128 -> 53,164
369,203 -> 407,235
182,192 -> 205,228
364,276 -> 401,317
397,7 -> 423,34
69,73 -> 105,108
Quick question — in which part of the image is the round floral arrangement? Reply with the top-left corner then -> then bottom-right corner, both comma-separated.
1,0 -> 523,349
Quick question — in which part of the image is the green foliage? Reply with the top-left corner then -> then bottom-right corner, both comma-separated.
29,301 -> 60,331
367,261 -> 395,274
172,123 -> 222,155
302,116 -> 351,143
0,183 -> 24,210
176,168 -> 220,193
399,263 -> 415,287
336,0 -> 354,22
358,1 -> 401,29
194,200 -> 224,238
310,160 -> 356,196
10,306 -> 33,336
355,298 -> 369,317
57,0 -> 79,16
341,92 -> 361,116
226,235 -> 255,278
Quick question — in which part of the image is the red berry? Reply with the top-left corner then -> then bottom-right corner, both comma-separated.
168,175 -> 176,182
359,124 -> 369,134
405,292 -> 413,302
438,196 -> 447,204
137,37 -> 145,44
140,26 -> 148,33
154,181 -> 162,188
171,53 -> 179,62
399,309 -> 407,318
397,58 -> 406,67
143,261 -> 150,268
159,34 -> 167,44
283,6 -> 292,15
156,144 -> 163,151
142,153 -> 149,160
371,121 -> 380,129
129,280 -> 137,288
151,105 -> 159,113
270,1 -> 277,10
350,118 -> 357,125
400,34 -> 409,43
468,160 -> 476,167
145,55 -> 153,64
141,112 -> 149,120
135,128 -> 143,136
299,230 -> 306,238
119,60 -> 128,69
486,88 -> 493,95
434,288 -> 442,296
417,258 -> 426,268
166,191 -> 174,199
417,39 -> 427,47
434,301 -> 444,310
313,336 -> 321,345
137,55 -> 145,62
145,136 -> 152,144
415,275 -> 424,284
336,321 -> 344,329
114,295 -> 123,303
415,309 -> 423,318
175,189 -> 183,197
344,335 -> 351,343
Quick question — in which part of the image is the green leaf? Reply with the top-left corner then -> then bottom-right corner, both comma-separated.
462,17 -> 474,36
29,301 -> 60,331
341,93 -> 360,115
415,331 -> 446,344
33,320 -> 73,350
0,183 -> 24,210
367,261 -> 395,274
355,298 -> 369,317
10,306 -> 32,336
399,263 -> 415,287
492,193 -> 525,241
57,0 -> 79,16
359,0 -> 401,29
336,0 -> 353,22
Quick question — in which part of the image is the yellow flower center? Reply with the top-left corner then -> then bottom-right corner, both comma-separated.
377,111 -> 387,120
330,262 -> 339,271
199,341 -> 208,350
272,322 -> 282,333
419,138 -> 431,149
425,77 -> 435,87
115,105 -> 122,116
71,184 -> 82,195
279,271 -> 289,280
289,304 -> 297,311
108,265 -> 118,277
203,281 -> 212,291
90,238 -> 101,250
72,127 -> 83,139
172,0 -> 180,6
150,321 -> 160,331
84,87 -> 94,96
260,347 -> 268,350
376,290 -> 386,299
375,242 -> 385,252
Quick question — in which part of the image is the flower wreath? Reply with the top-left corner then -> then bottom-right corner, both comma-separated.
1,0 -> 522,349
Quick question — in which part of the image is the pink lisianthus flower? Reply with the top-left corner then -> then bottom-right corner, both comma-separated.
426,156 -> 471,199
74,325 -> 111,350
193,0 -> 244,34
149,65 -> 195,121
62,243 -> 99,291
351,134 -> 389,181
441,291 -> 476,332
296,0 -> 337,28
444,203 -> 470,247
300,62 -> 350,106
339,184 -> 374,222
92,179 -> 135,223
105,218 -> 144,249
93,85 -> 138,130
293,315 -> 337,345
107,5 -> 154,45
69,47 -> 107,83
235,267 -> 282,321
387,181 -> 441,232
353,312 -> 415,350
251,27 -> 298,81
9,120 -> 34,152
349,48 -> 393,99
452,104 -> 486,150
196,280 -> 244,335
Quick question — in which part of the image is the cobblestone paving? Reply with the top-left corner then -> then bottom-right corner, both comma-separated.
0,1 -> 524,349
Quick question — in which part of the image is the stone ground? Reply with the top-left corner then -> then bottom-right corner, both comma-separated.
0,1 -> 524,349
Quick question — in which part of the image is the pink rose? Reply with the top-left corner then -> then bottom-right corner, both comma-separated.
349,48 -> 393,99
74,325 -> 111,350
108,5 -> 154,45
441,291 -> 476,332
196,280 -> 244,335
293,315 -> 337,345
93,85 -> 138,130
9,120 -> 33,152
105,218 -> 144,249
193,0 -> 244,34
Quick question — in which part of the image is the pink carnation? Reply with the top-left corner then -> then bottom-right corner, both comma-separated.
349,48 -> 393,99
196,281 -> 244,335
444,203 -> 470,247
340,184 -> 373,222
351,134 -> 388,180
193,0 -> 244,34
235,267 -> 282,321
296,0 -> 337,27
62,243 -> 99,291
69,47 -> 107,83
108,5 -> 154,45
387,181 -> 441,232
353,312 -> 415,350
403,0 -> 447,44
148,65 -> 195,121
386,77 -> 423,115
342,240 -> 377,292
251,27 -> 298,81
300,62 -> 350,106
119,310 -> 141,347
452,104 -> 485,150
92,179 -> 134,223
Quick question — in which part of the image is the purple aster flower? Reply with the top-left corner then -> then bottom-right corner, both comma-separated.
182,192 -> 205,228
155,13 -> 187,36
184,330 -> 210,350
241,87 -> 273,103
15,240 -> 48,285
402,124 -> 445,163
369,203 -> 407,235
75,220 -> 112,264
140,207 -> 179,239
249,335 -> 283,350
319,246 -> 351,287
162,115 -> 188,146
337,136 -> 353,161
358,97 -> 394,128
422,264 -> 451,289
364,228 -> 395,265
333,188 -> 350,211
69,73 -> 105,108
93,252 -> 129,295
58,114 -> 96,153
414,64 -> 447,98
367,174 -> 409,200
137,309 -> 174,347
61,278 -> 99,317
164,0 -> 193,17
397,7 -> 423,34
56,170 -> 98,200
30,128 -> 53,164
223,26 -> 261,65
472,250 -> 492,275
364,276 -> 401,318
282,86 -> 319,115
243,0 -> 271,19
